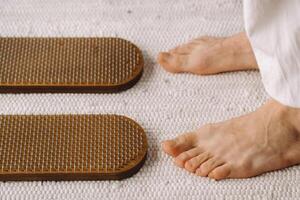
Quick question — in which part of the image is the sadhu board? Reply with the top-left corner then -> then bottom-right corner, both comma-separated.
0,37 -> 144,93
0,114 -> 148,181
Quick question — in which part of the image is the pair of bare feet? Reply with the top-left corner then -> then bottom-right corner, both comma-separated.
158,32 -> 300,180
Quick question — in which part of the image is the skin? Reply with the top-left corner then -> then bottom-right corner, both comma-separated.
158,32 -> 300,180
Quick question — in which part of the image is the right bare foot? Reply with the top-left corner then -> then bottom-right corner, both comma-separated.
157,32 -> 258,75
162,100 -> 300,180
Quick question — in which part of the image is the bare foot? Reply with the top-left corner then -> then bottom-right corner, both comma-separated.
162,100 -> 300,180
158,32 -> 258,75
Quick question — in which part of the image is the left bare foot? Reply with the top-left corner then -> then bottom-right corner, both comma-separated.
162,100 -> 300,180
157,32 -> 258,75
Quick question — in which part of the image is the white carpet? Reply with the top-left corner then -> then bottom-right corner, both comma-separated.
1,0 -> 300,199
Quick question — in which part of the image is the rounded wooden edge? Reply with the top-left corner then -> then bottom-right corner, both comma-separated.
0,68 -> 143,93
0,153 -> 147,181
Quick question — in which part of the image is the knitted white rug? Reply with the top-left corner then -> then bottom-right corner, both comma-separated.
0,0 -> 300,199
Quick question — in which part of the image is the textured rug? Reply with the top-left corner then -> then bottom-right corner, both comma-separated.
0,0 -> 300,199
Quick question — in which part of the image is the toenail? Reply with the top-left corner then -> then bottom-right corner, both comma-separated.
196,168 -> 202,176
186,160 -> 196,168
185,161 -> 192,168
199,165 -> 208,175
174,158 -> 184,168
161,52 -> 171,60
208,172 -> 215,179
158,52 -> 170,63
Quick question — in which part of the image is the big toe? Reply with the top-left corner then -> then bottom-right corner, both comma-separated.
157,52 -> 186,73
162,140 -> 178,157
162,132 -> 197,157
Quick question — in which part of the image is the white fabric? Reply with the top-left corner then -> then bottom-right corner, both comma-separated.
243,0 -> 300,108
1,0 -> 300,199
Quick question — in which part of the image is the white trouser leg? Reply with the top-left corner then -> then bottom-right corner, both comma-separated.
243,0 -> 300,108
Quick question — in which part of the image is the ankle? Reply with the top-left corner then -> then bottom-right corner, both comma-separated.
273,100 -> 300,132
223,32 -> 258,69
287,106 -> 300,132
